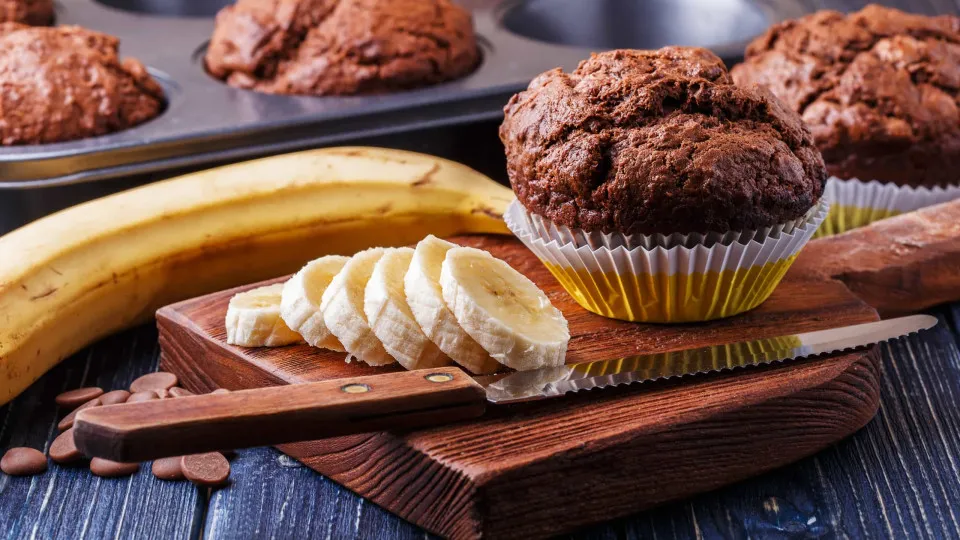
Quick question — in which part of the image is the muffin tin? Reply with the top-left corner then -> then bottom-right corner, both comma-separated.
0,0 -> 807,231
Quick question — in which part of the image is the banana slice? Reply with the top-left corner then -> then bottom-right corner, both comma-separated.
226,284 -> 304,347
321,248 -> 395,366
440,247 -> 569,371
405,235 -> 501,374
280,255 -> 350,351
365,248 -> 450,370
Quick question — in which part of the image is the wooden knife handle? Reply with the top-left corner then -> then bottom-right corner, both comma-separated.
73,367 -> 487,462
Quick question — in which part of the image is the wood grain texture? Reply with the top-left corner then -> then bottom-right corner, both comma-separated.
0,326 -> 203,540
792,199 -> 960,317
1,1 -> 958,539
158,235 -> 882,539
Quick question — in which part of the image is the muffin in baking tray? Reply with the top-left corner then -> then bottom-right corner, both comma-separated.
0,24 -> 165,145
0,0 -> 53,25
501,47 -> 828,323
205,0 -> 480,96
732,4 -> 960,235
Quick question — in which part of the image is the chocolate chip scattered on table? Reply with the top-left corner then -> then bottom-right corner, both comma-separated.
1,447 -> 47,476
2,372 -> 239,483
49,429 -> 83,464
152,456 -> 185,480
55,387 -> 103,409
58,397 -> 101,431
90,458 -> 140,478
99,389 -> 131,406
181,452 -> 230,487
129,372 -> 178,394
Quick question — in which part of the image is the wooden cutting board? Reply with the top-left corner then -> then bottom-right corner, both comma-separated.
156,200 -> 960,540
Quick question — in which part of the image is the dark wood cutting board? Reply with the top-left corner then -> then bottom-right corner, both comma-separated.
156,200 -> 960,540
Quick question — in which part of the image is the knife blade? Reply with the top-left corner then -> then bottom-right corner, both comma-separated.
73,314 -> 937,462
478,314 -> 938,404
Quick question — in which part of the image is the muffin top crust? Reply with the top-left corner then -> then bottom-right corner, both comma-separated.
0,24 -> 165,146
731,4 -> 960,187
500,47 -> 826,235
205,0 -> 480,96
0,0 -> 53,26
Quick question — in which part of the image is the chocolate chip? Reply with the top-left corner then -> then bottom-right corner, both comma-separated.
181,453 -> 230,487
152,456 -> 185,480
55,387 -> 104,410
168,387 -> 195,398
126,391 -> 158,403
90,458 -> 139,477
99,390 -> 131,406
49,429 -> 82,464
58,398 -> 101,431
129,372 -> 178,394
1,447 -> 47,476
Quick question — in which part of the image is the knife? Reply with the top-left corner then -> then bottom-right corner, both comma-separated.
74,314 -> 937,462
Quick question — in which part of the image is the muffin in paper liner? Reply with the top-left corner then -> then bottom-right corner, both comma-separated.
815,177 -> 960,237
504,199 -> 829,323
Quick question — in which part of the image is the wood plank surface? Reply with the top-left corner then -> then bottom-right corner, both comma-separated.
2,0 -> 959,539
0,326 -> 203,539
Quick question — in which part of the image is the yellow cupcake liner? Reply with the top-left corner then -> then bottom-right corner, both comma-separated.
505,200 -> 828,323
815,177 -> 960,237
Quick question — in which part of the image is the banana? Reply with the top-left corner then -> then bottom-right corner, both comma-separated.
281,256 -> 350,350
322,248 -> 395,366
226,284 -> 303,347
440,246 -> 569,371
0,147 -> 514,405
365,248 -> 450,370
405,235 -> 500,374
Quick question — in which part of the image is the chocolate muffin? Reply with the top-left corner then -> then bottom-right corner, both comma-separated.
205,0 -> 480,96
0,24 -> 165,145
0,0 -> 53,25
731,5 -> 960,188
500,47 -> 826,235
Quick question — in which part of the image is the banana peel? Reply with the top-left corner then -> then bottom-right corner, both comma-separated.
0,147 -> 515,405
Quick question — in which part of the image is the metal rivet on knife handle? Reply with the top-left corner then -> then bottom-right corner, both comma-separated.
425,373 -> 454,383
340,383 -> 371,394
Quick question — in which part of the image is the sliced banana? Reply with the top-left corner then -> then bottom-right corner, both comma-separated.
405,235 -> 501,374
321,248 -> 395,366
280,255 -> 350,351
440,246 -> 569,371
226,283 -> 304,347
364,248 -> 450,370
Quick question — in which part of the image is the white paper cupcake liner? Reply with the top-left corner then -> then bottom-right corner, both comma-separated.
818,177 -> 960,236
511,201 -> 820,250
505,199 -> 829,323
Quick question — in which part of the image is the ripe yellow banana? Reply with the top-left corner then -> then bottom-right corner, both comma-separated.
0,147 -> 515,405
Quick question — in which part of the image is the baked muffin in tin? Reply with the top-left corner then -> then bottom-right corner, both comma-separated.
205,0 -> 480,96
0,24 -> 165,146
732,4 -> 960,234
0,0 -> 53,26
501,47 -> 829,323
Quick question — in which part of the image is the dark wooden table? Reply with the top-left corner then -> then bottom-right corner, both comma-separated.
4,0 -> 960,538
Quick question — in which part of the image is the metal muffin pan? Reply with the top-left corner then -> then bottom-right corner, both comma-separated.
0,0 -> 807,231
